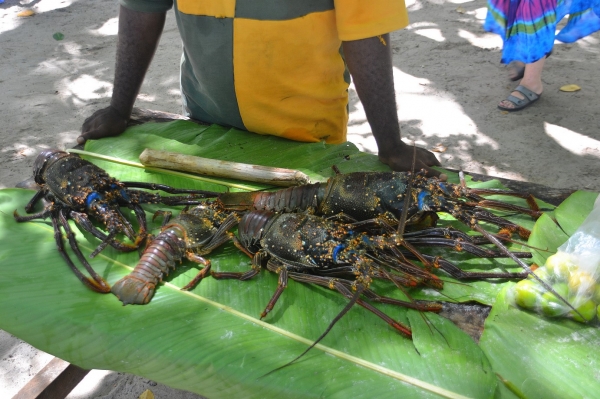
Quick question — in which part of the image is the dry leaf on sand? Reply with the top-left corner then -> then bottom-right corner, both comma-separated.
139,389 -> 155,399
559,84 -> 581,92
17,9 -> 35,17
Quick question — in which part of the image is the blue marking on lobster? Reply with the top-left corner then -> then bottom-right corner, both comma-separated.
332,244 -> 346,262
111,183 -> 131,202
417,191 -> 429,211
85,192 -> 102,208
438,182 -> 450,195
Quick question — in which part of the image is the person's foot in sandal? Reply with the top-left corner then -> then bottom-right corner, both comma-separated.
498,57 -> 545,111
498,85 -> 542,111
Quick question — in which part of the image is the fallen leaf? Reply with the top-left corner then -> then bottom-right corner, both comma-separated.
456,7 -> 466,13
53,32 -> 65,41
17,9 -> 35,17
559,84 -> 581,92
431,144 -> 447,153
139,389 -> 155,399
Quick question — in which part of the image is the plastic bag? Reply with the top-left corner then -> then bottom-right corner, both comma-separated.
509,194 -> 600,323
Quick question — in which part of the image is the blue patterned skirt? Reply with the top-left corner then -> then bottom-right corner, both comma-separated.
485,0 -> 600,63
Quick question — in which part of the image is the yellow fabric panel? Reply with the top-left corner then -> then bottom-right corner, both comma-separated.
233,11 -> 349,144
177,0 -> 236,18
334,0 -> 409,41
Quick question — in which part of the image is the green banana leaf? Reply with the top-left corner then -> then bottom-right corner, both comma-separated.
0,121 -> 579,398
480,191 -> 600,399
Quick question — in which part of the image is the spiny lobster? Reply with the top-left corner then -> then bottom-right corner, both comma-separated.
111,205 -> 239,305
211,210 -> 531,340
216,170 -> 582,320
216,170 -> 541,239
14,149 -> 218,293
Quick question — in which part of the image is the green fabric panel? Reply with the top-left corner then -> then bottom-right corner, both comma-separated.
175,13 -> 245,130
235,0 -> 334,20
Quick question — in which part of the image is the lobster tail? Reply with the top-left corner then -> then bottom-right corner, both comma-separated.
112,229 -> 185,305
111,275 -> 157,305
217,182 -> 326,213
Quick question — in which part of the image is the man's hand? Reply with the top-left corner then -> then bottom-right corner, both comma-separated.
78,106 -> 129,144
342,35 -> 445,180
379,141 -> 445,179
78,6 -> 166,145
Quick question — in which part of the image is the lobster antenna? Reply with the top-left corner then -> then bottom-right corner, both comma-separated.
472,224 -> 586,321
397,143 -> 417,237
259,286 -> 364,379
377,267 -> 447,342
411,141 -> 418,174
481,230 -> 554,253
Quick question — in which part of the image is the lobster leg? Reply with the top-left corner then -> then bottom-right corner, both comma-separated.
68,211 -> 138,253
14,207 -> 111,292
351,217 -> 524,286
465,199 -> 542,219
371,256 -> 443,289
128,203 -> 150,243
210,250 -> 265,280
23,188 -> 47,213
354,284 -> 442,313
200,213 -> 240,250
388,239 -> 531,281
179,214 -> 240,290
180,254 -> 211,291
89,231 -> 118,258
472,224 -> 585,320
79,200 -> 141,258
463,188 -> 541,212
13,208 -> 53,222
402,227 -> 489,244
107,204 -> 138,242
403,236 -> 532,258
55,210 -> 111,293
469,209 -> 532,239
262,280 -> 365,377
287,272 -> 413,338
261,260 -> 289,319
152,210 -> 173,225
416,254 -> 529,280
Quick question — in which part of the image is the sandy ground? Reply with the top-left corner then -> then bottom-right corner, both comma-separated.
1,0 -> 599,397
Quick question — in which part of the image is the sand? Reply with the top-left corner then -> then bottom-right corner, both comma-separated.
1,0 -> 598,397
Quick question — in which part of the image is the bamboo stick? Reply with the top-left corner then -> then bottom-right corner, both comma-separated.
139,148 -> 311,187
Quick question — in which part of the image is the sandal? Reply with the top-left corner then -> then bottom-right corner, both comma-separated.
507,50 -> 553,81
498,85 -> 541,112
